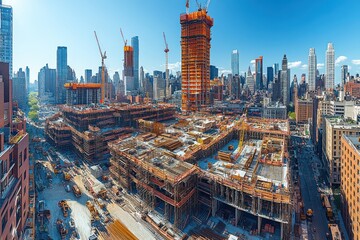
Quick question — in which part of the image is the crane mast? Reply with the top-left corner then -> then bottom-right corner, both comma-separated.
163,32 -> 170,98
94,31 -> 107,104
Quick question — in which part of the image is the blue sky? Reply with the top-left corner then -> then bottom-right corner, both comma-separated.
6,0 -> 360,83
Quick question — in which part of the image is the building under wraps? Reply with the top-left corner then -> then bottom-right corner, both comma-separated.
181,10 -> 213,111
109,116 -> 293,239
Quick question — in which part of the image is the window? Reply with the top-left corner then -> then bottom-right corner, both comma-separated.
1,212 -> 7,232
24,148 -> 27,162
19,152 -> 22,167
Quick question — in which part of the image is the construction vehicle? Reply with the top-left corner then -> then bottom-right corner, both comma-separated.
86,200 -> 100,221
97,188 -> 107,199
306,209 -> 313,221
322,194 -> 334,221
72,184 -> 81,198
58,200 -> 70,217
94,31 -> 107,104
63,172 -> 71,181
56,219 -> 68,239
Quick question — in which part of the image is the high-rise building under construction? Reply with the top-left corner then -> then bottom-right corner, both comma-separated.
123,45 -> 134,93
180,9 -> 213,111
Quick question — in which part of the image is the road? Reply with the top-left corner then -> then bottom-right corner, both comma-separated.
294,136 -> 329,240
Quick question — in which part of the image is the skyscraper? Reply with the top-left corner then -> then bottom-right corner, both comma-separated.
25,66 -> 30,94
231,50 -> 239,76
341,65 -> 348,87
308,48 -> 317,91
12,68 -> 27,109
210,65 -> 218,80
246,66 -> 255,94
280,54 -> 290,106
274,63 -> 279,75
255,56 -> 263,90
326,43 -> 335,91
181,9 -> 213,111
85,69 -> 92,83
38,64 -> 56,103
123,44 -> 134,93
131,36 -> 139,91
0,1 -> 13,75
140,66 -> 144,93
56,46 -> 68,104
267,66 -> 274,89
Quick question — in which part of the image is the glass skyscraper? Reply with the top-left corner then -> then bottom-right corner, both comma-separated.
308,48 -> 317,91
131,36 -> 139,91
0,1 -> 13,75
255,56 -> 263,90
231,50 -> 239,76
326,43 -> 335,91
56,46 -> 67,104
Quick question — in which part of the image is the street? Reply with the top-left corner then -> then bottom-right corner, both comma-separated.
294,136 -> 329,240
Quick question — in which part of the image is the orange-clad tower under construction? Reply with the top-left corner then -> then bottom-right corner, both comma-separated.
180,9 -> 213,111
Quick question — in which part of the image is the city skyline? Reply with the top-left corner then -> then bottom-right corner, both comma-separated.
5,0 -> 360,84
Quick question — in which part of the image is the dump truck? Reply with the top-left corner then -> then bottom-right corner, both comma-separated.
306,209 -> 313,221
72,184 -> 81,198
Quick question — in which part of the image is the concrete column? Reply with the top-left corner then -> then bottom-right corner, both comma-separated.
281,222 -> 283,240
252,196 -> 256,213
164,203 -> 168,220
212,198 -> 217,217
235,208 -> 240,226
235,190 -> 239,206
257,216 -> 262,234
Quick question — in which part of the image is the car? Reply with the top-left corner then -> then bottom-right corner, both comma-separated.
65,185 -> 71,192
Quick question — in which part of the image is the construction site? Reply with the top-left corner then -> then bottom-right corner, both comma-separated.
44,103 -> 176,162
108,115 -> 293,240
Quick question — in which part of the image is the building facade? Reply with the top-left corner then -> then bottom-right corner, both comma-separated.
38,64 -> 56,103
340,135 -> 360,240
323,116 -> 360,185
180,9 -> 213,111
0,2 -> 12,75
280,55 -> 290,106
56,46 -> 68,104
308,48 -> 317,91
85,69 -> 92,83
0,62 -> 30,239
131,36 -> 139,91
210,65 -> 218,80
325,43 -> 335,91
231,50 -> 239,76
341,65 -> 348,87
123,45 -> 134,93
64,83 -> 101,105
12,68 -> 27,109
255,56 -> 263,90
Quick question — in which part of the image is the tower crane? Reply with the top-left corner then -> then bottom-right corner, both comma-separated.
94,31 -> 106,104
120,28 -> 127,46
163,32 -> 170,98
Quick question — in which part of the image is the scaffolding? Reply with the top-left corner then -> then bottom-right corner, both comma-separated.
181,10 -> 213,111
